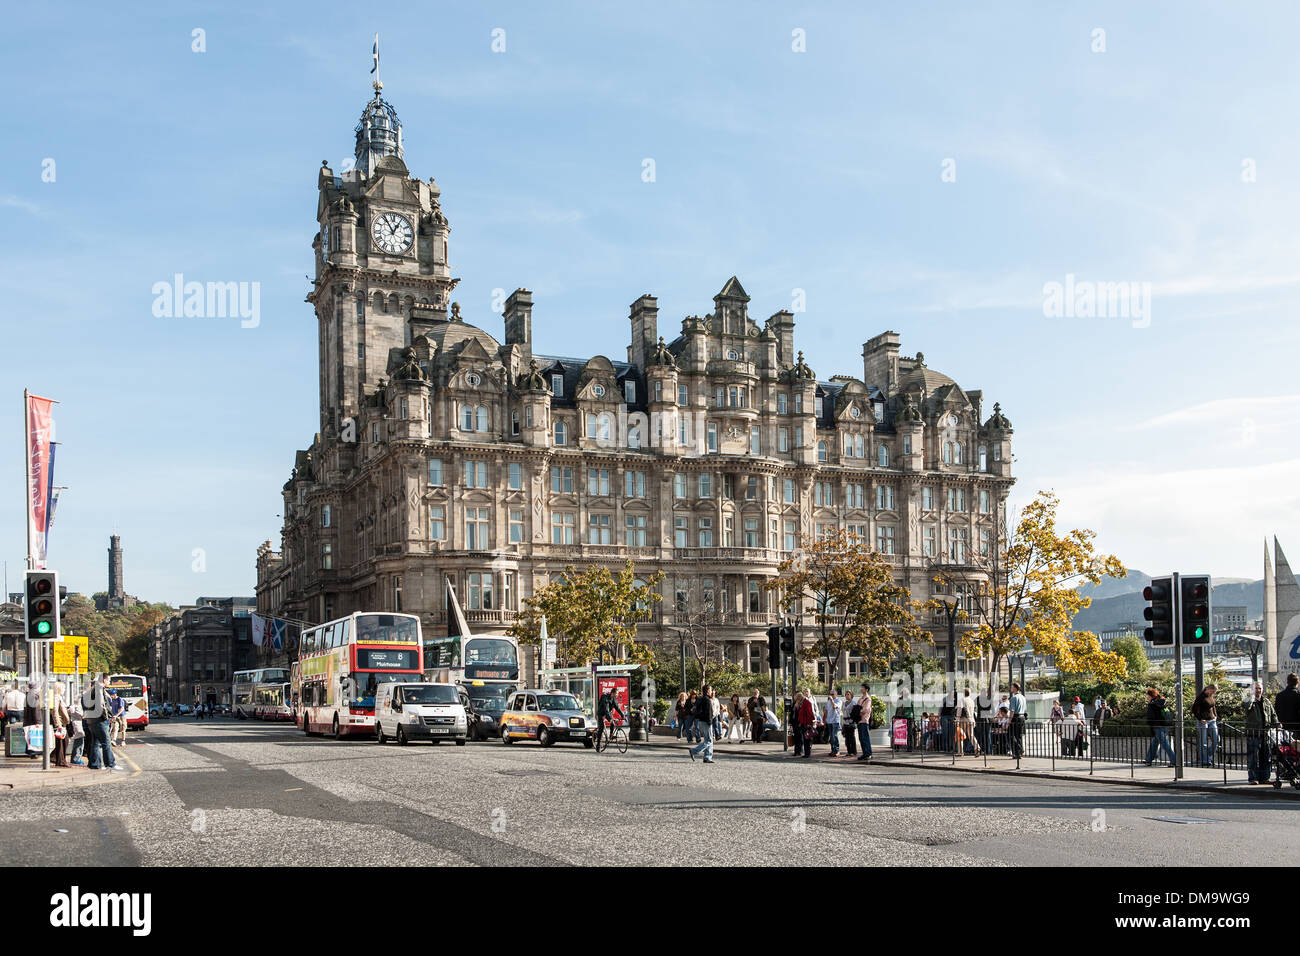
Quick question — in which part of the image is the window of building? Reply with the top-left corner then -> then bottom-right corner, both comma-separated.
551,373 -> 564,396
943,442 -> 952,464
778,393 -> 788,415
953,442 -> 963,465
550,466 -> 574,494
461,405 -> 474,431
814,481 -> 834,507
525,405 -> 534,428
625,514 -> 647,546
554,421 -> 567,446
675,578 -> 689,613
783,478 -> 796,504
947,488 -> 966,512
503,572 -> 517,611
924,525 -> 936,557
674,516 -> 689,548
750,425 -> 760,455
814,395 -> 823,416
588,468 -> 610,496
653,381 -> 662,403
876,484 -> 896,510
511,410 -> 520,435
673,473 -> 687,499
794,426 -> 803,448
429,458 -> 444,487
706,422 -> 718,453
784,520 -> 798,551
698,517 -> 713,547
321,505 -> 331,528
588,513 -> 612,545
978,445 -> 988,472
723,515 -> 735,547
979,489 -> 991,514
743,516 -> 760,547
722,474 -> 734,499
399,398 -> 408,420
778,427 -> 790,453
745,476 -> 758,500
463,460 -> 488,488
769,518 -> 779,549
817,440 -> 827,463
625,470 -> 646,498
701,578 -> 716,610
508,462 -> 523,490
321,542 -> 332,570
847,483 -> 865,509
678,384 -> 689,406
551,511 -> 576,545
876,525 -> 895,554
794,393 -> 803,414
877,444 -> 890,467
429,506 -> 446,541
922,486 -> 934,511
508,508 -> 524,544
949,528 -> 968,563
980,527 -> 993,558
467,572 -> 494,610
624,380 -> 636,404
749,580 -> 762,613
698,473 -> 713,499
903,435 -> 912,454
466,507 -> 490,549
628,426 -> 640,449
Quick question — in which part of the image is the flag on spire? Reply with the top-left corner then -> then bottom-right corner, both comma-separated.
371,33 -> 379,76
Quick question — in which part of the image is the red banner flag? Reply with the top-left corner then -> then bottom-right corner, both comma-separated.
26,393 -> 55,567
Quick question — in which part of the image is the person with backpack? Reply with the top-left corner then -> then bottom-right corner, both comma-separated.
81,676 -> 117,771
1143,687 -> 1176,768
854,684 -> 873,762
841,690 -> 857,757
688,685 -> 716,763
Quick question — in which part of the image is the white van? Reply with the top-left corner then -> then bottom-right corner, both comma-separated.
374,682 -> 468,746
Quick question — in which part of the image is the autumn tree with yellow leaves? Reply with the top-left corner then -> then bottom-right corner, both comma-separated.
507,561 -> 664,667
938,490 -> 1128,693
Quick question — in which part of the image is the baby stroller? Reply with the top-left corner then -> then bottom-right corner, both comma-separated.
1269,728 -> 1300,789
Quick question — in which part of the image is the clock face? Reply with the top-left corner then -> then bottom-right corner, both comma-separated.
371,212 -> 414,255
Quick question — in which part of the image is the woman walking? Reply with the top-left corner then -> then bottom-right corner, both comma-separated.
51,682 -> 71,768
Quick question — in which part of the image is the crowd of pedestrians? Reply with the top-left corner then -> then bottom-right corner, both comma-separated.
0,675 -> 128,772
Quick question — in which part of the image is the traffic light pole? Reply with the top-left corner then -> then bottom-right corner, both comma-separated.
1172,571 -> 1184,780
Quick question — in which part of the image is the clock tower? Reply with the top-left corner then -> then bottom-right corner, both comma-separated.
308,73 -> 459,441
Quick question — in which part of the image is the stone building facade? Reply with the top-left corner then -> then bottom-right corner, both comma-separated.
147,597 -> 256,706
255,79 -> 1016,682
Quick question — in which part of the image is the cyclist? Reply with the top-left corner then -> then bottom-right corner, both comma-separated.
596,688 -> 624,751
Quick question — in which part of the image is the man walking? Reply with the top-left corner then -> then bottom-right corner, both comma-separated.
823,688 -> 842,757
108,688 -> 127,747
688,685 -> 716,764
1245,681 -> 1279,785
856,683 -> 873,762
81,676 -> 117,771
1007,683 -> 1027,759
1143,687 -> 1176,768
841,689 -> 857,757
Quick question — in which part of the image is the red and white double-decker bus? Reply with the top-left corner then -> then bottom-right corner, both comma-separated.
294,612 -> 423,738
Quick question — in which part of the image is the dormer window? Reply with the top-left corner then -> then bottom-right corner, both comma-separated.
874,401 -> 885,421
624,380 -> 636,403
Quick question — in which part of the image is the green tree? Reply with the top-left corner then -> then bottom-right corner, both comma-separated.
508,561 -> 663,666
1110,635 -> 1149,683
766,529 -> 929,689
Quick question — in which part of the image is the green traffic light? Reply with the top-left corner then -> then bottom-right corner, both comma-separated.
36,621 -> 51,635
1194,626 -> 1205,639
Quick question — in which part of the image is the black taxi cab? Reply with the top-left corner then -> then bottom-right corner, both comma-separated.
499,689 -> 596,748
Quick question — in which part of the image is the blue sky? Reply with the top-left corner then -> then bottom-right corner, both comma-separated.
2,1 -> 1298,604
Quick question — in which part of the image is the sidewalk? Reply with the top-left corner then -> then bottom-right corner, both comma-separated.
648,735 -> 1300,799
0,747 -> 139,793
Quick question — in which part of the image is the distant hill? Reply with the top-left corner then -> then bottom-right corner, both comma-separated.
1071,577 -> 1296,632
1076,569 -> 1148,602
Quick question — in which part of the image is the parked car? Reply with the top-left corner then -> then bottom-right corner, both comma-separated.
500,690 -> 596,747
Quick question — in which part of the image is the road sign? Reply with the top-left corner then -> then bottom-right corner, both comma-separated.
50,634 -> 89,673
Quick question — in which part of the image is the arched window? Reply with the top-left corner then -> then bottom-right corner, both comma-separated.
355,297 -> 364,318
855,434 -> 864,458
475,405 -> 489,432
953,442 -> 963,465
598,414 -> 612,442
460,405 -> 474,431
628,427 -> 641,450
554,421 -> 567,446
817,440 -> 827,463
943,442 -> 953,464
877,444 -> 890,467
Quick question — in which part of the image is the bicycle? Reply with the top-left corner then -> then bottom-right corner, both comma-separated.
594,718 -> 628,754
